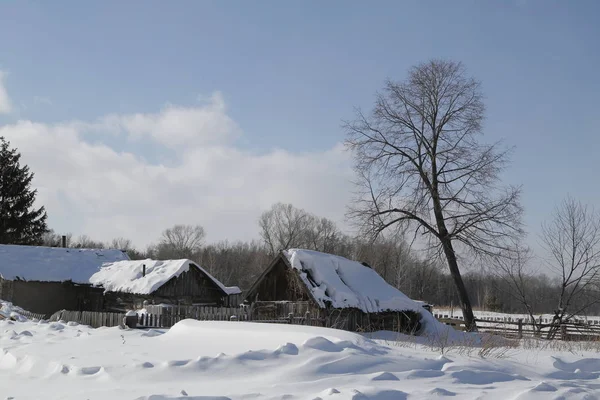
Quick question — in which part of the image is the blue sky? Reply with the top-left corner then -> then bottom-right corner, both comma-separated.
0,0 -> 599,251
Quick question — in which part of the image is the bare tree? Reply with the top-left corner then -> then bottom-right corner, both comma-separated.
344,59 -> 522,331
305,216 -> 347,254
541,197 -> 600,338
157,224 -> 206,259
258,203 -> 313,254
41,229 -> 72,247
109,237 -> 133,251
259,202 -> 351,256
72,234 -> 105,249
493,244 -> 543,333
197,240 -> 271,291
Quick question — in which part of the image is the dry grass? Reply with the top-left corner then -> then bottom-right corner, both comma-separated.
521,336 -> 600,354
381,331 -> 600,359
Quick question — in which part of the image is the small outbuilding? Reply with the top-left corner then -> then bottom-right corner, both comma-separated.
0,244 -> 130,316
244,249 -> 425,333
90,259 -> 242,311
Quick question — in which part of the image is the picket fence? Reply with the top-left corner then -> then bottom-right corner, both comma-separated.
0,309 -> 46,321
17,309 -> 47,321
50,310 -> 128,328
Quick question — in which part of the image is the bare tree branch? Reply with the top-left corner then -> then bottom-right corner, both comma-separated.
344,59 -> 523,331
540,197 -> 600,338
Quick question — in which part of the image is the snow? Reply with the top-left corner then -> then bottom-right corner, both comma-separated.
0,244 -> 129,283
284,249 -> 430,314
2,317 -> 600,399
0,299 -> 31,322
283,249 -> 478,343
283,249 -> 472,340
89,259 -> 241,295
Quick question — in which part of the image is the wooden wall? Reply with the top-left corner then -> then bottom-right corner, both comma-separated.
1,280 -> 104,317
103,265 -> 233,311
249,300 -> 422,334
246,258 -> 311,303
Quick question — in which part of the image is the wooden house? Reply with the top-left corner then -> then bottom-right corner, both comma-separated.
90,259 -> 242,312
0,244 -> 129,317
244,249 -> 424,333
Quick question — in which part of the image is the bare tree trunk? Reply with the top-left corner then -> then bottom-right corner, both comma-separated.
441,236 -> 476,331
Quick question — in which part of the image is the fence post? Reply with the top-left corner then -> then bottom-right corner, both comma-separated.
305,311 -> 311,326
288,313 -> 293,324
561,324 -> 567,341
517,318 -> 523,339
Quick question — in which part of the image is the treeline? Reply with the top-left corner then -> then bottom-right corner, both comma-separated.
43,202 -> 600,317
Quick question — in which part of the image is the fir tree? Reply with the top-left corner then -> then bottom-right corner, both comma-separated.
0,137 -> 48,245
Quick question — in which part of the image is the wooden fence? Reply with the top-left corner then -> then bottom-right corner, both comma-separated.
136,303 -> 325,328
48,305 -> 600,341
49,303 -> 326,329
1,310 -> 46,321
434,313 -> 600,341
17,310 -> 47,320
50,310 -> 127,328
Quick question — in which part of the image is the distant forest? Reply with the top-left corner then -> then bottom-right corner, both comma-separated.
42,202 -> 600,317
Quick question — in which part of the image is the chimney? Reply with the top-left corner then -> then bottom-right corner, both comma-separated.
142,264 -> 146,277
61,235 -> 67,248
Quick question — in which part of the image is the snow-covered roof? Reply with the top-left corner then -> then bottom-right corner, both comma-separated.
89,259 -> 242,296
0,244 -> 130,283
282,249 -> 425,314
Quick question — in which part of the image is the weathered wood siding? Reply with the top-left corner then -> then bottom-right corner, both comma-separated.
154,266 -> 224,300
0,280 -> 104,317
0,277 -> 13,302
103,265 -> 232,311
251,300 -> 322,320
245,255 -> 422,334
247,258 -> 311,302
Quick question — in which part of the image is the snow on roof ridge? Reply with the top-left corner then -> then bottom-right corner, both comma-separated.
89,258 -> 241,296
282,248 -> 423,314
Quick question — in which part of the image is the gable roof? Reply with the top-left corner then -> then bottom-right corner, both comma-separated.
250,249 -> 424,314
89,259 -> 242,296
0,244 -> 130,283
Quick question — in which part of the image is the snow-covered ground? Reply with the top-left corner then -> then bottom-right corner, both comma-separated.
2,316 -> 600,400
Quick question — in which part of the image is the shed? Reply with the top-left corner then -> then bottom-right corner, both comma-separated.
90,259 -> 242,311
0,244 -> 130,316
244,249 -> 425,333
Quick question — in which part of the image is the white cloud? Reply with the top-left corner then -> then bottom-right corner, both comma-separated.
96,92 -> 239,148
0,71 -> 12,114
0,94 -> 354,249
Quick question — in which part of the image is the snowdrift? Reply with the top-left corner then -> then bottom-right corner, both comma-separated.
1,318 -> 600,399
0,298 -> 34,322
